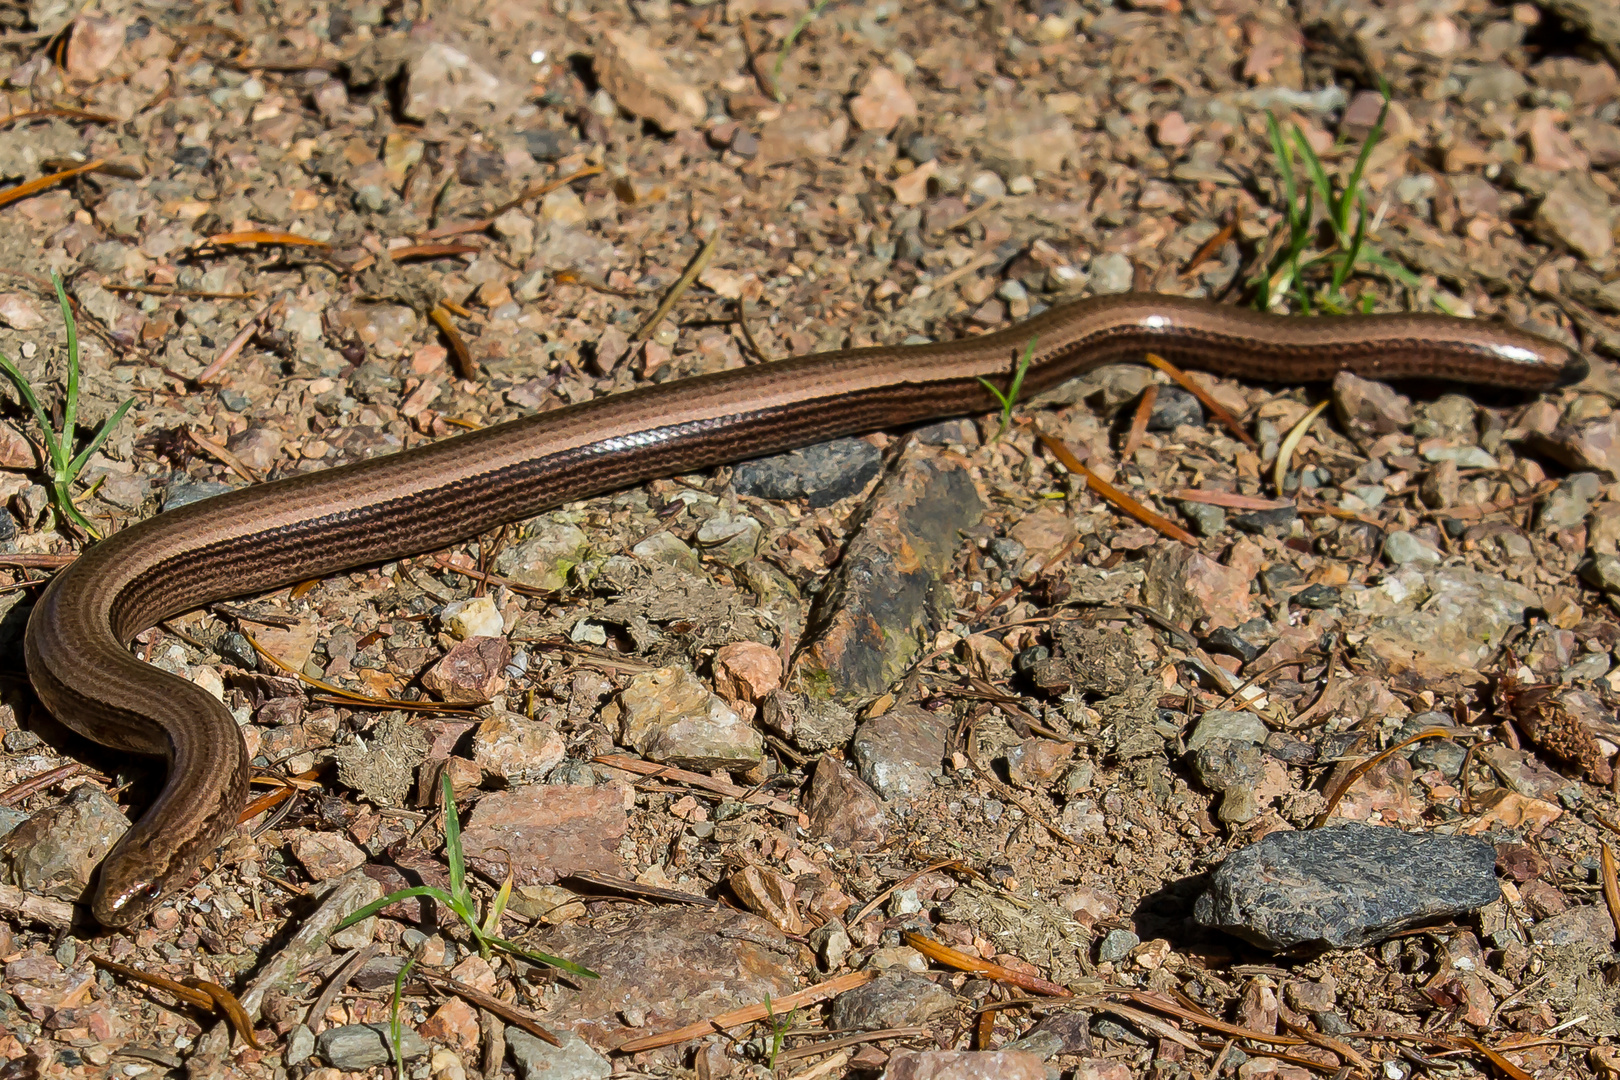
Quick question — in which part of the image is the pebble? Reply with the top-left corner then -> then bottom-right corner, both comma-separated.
1097,928 -> 1140,962
1180,501 -> 1226,537
1383,530 -> 1442,565
830,970 -> 956,1030
1147,385 -> 1204,430
316,1023 -> 428,1069
731,437 -> 883,508
1540,472 -> 1601,532
1086,252 -> 1134,294
506,1028 -> 612,1080
619,665 -> 763,769
0,786 -> 128,901
440,595 -> 504,639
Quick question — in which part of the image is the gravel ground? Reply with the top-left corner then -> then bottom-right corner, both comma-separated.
1,0 -> 1619,1078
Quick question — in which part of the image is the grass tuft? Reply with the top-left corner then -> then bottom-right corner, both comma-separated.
978,336 -> 1039,440
0,274 -> 135,539
1251,82 -> 1421,313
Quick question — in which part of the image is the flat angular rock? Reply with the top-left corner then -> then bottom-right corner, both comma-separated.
507,1027 -> 612,1080
851,706 -> 949,802
317,1022 -> 428,1069
0,786 -> 127,902
1194,823 -> 1500,950
732,437 -> 882,508
794,445 -> 985,702
460,782 -> 629,886
830,970 -> 956,1031
525,907 -> 797,1050
883,1049 -> 1048,1080
619,665 -> 763,770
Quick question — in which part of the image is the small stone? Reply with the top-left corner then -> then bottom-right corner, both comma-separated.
594,28 -> 706,132
471,710 -> 565,786
506,1028 -> 612,1080
440,595 -> 504,640
620,666 -> 762,770
1005,739 -> 1071,787
1539,472 -> 1601,532
459,782 -> 630,886
849,66 -> 917,132
1154,112 -> 1191,147
830,970 -> 956,1030
163,479 -> 237,512
0,293 -> 44,330
1097,928 -> 1140,962
1580,555 -> 1620,593
0,786 -> 127,902
804,755 -> 888,851
1383,531 -> 1442,565
64,14 -> 126,79
1194,823 -> 1500,950
1294,583 -> 1340,609
732,438 -> 883,507
1143,545 -> 1255,630
1333,371 -> 1411,436
1087,252 -> 1133,294
1147,385 -> 1203,430
851,706 -> 949,802
285,1024 -> 316,1067
1187,710 -> 1269,751
421,637 -> 511,702
883,1050 -> 1048,1080
493,524 -> 592,593
694,511 -> 762,565
711,642 -> 782,713
418,997 -> 478,1051
1180,501 -> 1226,537
317,1023 -> 428,1069
290,831 -> 368,882
1534,176 -> 1615,263
1529,904 -> 1615,948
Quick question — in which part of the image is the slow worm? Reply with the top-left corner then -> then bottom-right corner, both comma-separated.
22,294 -> 1584,926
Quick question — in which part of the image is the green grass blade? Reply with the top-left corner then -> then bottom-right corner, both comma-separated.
1333,203 -> 1371,293
485,935 -> 599,978
1360,249 -> 1422,289
52,276 -> 77,470
1263,112 -> 1299,231
771,0 -> 831,102
335,886 -> 456,931
1006,336 -> 1036,406
482,873 -> 513,938
1291,126 -> 1334,238
1340,94 -> 1389,238
441,771 -> 466,903
67,396 -> 134,478
57,487 -> 101,540
391,956 -> 417,1080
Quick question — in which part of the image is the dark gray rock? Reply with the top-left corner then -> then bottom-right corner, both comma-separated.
829,970 -> 956,1030
1180,501 -> 1226,537
162,478 -> 237,512
1194,823 -> 1500,950
1294,583 -> 1341,609
732,437 -> 883,508
1147,385 -> 1204,429
1230,505 -> 1298,534
316,1023 -> 427,1069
